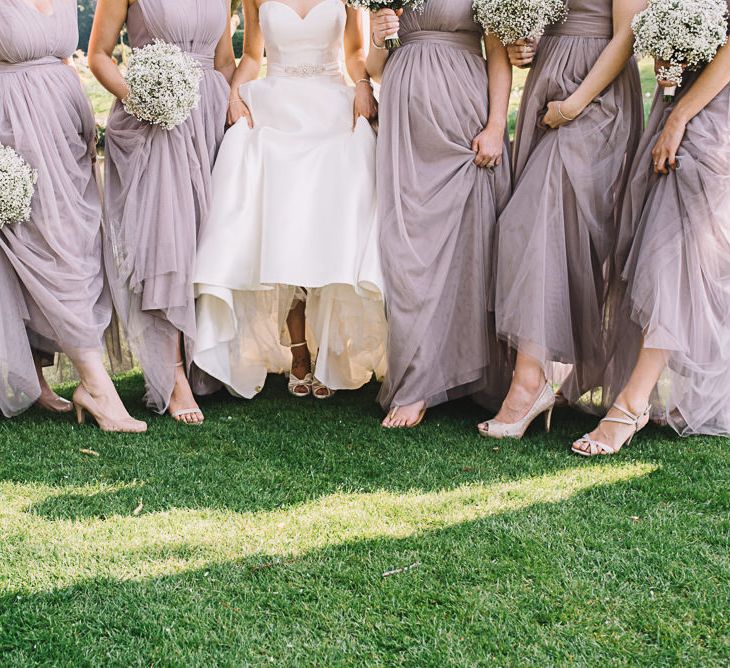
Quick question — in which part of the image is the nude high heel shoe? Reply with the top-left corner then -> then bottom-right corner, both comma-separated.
73,385 -> 147,433
36,393 -> 74,414
478,382 -> 555,440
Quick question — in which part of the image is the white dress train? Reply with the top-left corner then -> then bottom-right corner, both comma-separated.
194,0 -> 387,398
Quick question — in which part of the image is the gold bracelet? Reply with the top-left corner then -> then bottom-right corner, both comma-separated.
557,103 -> 575,122
355,78 -> 373,88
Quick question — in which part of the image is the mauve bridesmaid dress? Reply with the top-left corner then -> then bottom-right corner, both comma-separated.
103,0 -> 229,413
377,0 -> 513,412
494,0 -> 643,404
601,1 -> 730,436
0,0 -> 110,417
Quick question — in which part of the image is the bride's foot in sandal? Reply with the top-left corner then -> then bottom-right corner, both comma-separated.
572,400 -> 651,456
382,401 -> 426,428
288,342 -> 313,398
168,363 -> 204,425
312,377 -> 335,400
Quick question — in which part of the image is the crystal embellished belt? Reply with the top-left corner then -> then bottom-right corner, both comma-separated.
267,61 -> 342,78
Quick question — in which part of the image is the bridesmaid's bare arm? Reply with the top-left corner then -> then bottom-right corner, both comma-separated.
88,0 -> 132,100
344,7 -> 377,124
214,12 -> 237,84
472,33 -> 512,168
227,0 -> 265,127
366,9 -> 400,83
543,0 -> 647,127
652,40 -> 730,174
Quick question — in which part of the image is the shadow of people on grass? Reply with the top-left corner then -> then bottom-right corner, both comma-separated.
0,372 -> 678,522
6,463 -> 714,667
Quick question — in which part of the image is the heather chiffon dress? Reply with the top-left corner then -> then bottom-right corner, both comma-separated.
494,0 -> 643,403
0,0 -> 109,417
103,0 -> 229,412
377,0 -> 512,412
602,7 -> 730,436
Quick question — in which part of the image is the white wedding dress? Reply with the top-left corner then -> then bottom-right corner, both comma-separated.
194,0 -> 387,398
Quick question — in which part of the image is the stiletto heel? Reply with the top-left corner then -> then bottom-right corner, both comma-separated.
72,385 -> 147,434
572,403 -> 651,456
478,383 -> 556,440
544,405 -> 554,433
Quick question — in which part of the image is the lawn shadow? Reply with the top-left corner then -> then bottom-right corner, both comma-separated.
2,372 -> 662,520
2,465 -> 727,667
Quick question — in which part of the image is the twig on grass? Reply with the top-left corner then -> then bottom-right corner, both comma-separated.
383,562 -> 421,578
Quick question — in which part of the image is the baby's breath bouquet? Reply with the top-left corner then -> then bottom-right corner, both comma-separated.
0,145 -> 37,230
122,40 -> 203,130
632,0 -> 729,101
472,0 -> 568,45
347,0 -> 426,49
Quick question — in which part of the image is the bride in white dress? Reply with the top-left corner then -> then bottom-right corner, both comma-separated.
194,0 -> 387,399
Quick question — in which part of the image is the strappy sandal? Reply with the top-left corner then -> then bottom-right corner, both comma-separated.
312,376 -> 336,400
169,362 -> 204,425
572,402 -> 651,457
288,342 -> 313,398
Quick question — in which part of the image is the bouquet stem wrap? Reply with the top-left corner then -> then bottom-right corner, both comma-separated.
346,0 -> 426,50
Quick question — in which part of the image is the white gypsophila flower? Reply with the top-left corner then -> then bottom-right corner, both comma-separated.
0,145 -> 38,230
346,0 -> 425,11
123,40 -> 203,130
632,0 -> 729,91
472,0 -> 568,45
657,62 -> 686,87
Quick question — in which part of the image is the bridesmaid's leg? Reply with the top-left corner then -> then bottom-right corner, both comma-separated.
168,334 -> 205,424
287,298 -> 312,396
481,351 -> 547,428
572,346 -> 666,454
33,352 -> 73,414
68,348 -> 147,432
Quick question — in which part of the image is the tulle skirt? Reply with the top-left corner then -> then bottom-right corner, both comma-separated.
376,36 -> 513,412
103,68 -> 229,412
0,62 -> 108,417
494,35 -> 643,400
601,83 -> 730,436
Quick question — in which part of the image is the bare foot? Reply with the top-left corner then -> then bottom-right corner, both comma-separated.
478,379 -> 544,432
382,401 -> 426,428
168,365 -> 204,425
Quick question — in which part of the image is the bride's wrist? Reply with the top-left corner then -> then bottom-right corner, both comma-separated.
355,78 -> 373,89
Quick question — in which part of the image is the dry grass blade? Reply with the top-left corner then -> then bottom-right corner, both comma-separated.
383,562 -> 421,578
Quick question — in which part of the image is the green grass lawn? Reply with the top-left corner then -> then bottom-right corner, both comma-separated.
1,372 -> 728,665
